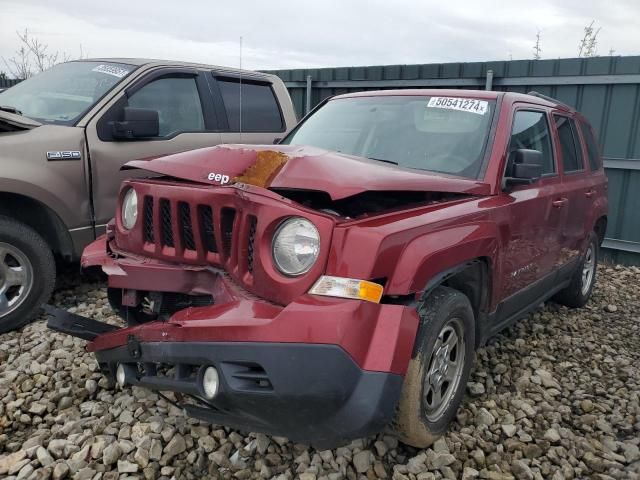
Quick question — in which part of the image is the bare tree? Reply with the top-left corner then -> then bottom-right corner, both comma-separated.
533,29 -> 542,60
578,21 -> 601,57
608,48 -> 616,56
2,29 -> 71,79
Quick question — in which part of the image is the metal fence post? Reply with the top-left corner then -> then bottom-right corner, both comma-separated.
305,75 -> 312,115
485,69 -> 494,91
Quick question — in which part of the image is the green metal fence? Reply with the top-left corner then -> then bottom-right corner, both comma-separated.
0,78 -> 21,89
267,56 -> 640,264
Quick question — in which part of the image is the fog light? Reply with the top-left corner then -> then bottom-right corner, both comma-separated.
116,364 -> 126,387
202,366 -> 219,399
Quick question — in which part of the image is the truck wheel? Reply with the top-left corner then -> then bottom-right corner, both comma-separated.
553,232 -> 599,308
0,216 -> 55,333
393,286 -> 475,448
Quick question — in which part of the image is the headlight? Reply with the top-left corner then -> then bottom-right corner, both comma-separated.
272,217 -> 320,276
121,188 -> 138,230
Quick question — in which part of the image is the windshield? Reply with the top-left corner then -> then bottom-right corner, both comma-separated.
282,95 -> 496,179
0,61 -> 136,124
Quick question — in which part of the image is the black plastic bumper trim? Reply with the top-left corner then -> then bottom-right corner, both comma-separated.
44,304 -> 120,341
94,341 -> 403,448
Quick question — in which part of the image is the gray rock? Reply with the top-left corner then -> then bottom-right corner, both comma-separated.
163,433 -> 186,460
511,460 -> 534,480
476,408 -> 496,426
36,446 -> 55,467
52,462 -> 70,480
352,450 -> 373,473
117,459 -> 139,473
102,443 -> 122,466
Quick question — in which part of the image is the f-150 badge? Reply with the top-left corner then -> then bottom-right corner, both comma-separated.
47,151 -> 81,161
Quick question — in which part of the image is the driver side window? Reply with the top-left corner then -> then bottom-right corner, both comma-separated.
128,77 -> 205,137
509,111 -> 555,175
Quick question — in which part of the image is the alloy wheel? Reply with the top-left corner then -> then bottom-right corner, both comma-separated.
423,317 -> 466,422
581,244 -> 595,296
0,242 -> 34,318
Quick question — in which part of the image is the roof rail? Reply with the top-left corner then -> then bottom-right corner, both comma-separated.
527,91 -> 573,110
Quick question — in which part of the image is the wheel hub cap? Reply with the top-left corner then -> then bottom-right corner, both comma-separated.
424,318 -> 466,422
0,242 -> 34,318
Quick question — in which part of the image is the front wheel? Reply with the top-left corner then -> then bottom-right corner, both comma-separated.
553,231 -> 599,308
0,216 -> 56,333
393,286 -> 475,448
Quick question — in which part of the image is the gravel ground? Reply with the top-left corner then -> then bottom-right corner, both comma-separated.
0,264 -> 638,480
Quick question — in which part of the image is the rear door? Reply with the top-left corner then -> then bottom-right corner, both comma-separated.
86,68 -> 222,229
551,114 -> 593,269
207,73 -> 288,145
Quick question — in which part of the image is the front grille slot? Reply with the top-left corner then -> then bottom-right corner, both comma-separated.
198,205 -> 217,253
179,202 -> 196,251
220,208 -> 236,257
223,362 -> 272,392
143,196 -> 154,243
159,199 -> 174,247
247,216 -> 257,273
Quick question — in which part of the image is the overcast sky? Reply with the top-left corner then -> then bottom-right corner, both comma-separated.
2,0 -> 640,73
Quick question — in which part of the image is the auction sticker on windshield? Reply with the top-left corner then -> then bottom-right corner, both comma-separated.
427,97 -> 488,115
92,64 -> 131,78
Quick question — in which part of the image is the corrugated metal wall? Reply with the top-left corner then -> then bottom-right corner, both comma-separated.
267,56 -> 640,264
0,78 -> 21,89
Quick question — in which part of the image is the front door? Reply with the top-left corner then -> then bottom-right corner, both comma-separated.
494,108 -> 566,320
86,69 -> 222,229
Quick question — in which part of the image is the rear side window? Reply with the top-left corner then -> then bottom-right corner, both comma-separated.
554,115 -> 584,173
579,121 -> 602,171
216,78 -> 283,132
509,111 -> 555,175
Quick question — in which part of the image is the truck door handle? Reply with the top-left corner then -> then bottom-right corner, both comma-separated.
552,198 -> 568,208
585,189 -> 595,198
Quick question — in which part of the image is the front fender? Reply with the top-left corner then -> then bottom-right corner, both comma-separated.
386,222 -> 499,295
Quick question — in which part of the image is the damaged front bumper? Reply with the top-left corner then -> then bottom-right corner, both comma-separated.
48,237 -> 419,448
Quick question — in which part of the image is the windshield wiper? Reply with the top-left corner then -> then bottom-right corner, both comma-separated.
0,105 -> 23,115
367,157 -> 399,165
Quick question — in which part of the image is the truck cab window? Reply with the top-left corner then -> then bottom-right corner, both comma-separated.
128,77 -> 205,137
216,78 -> 283,132
509,111 -> 555,175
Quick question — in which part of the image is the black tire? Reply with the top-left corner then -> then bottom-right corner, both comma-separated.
0,216 -> 56,334
393,286 -> 476,448
553,231 -> 599,308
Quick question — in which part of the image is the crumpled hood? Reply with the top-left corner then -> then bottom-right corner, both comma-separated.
124,144 -> 491,200
0,110 -> 42,130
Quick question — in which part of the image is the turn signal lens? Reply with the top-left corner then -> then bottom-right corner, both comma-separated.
309,276 -> 384,303
202,366 -> 219,400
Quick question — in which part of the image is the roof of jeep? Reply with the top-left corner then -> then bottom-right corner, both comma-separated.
68,58 -> 276,78
332,89 -> 575,113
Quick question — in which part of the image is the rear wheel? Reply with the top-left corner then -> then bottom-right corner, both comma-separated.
393,286 -> 475,448
0,216 -> 55,333
553,231 -> 598,308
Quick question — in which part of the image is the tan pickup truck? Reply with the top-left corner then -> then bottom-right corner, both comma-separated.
0,59 -> 296,332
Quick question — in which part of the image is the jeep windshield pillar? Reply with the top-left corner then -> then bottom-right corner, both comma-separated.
47,90 -> 607,448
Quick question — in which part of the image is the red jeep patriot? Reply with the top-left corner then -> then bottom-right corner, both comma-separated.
48,89 -> 608,448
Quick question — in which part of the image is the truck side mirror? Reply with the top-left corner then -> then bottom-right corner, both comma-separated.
112,107 -> 160,140
504,149 -> 543,189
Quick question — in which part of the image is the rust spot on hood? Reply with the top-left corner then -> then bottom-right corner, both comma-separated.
234,150 -> 289,188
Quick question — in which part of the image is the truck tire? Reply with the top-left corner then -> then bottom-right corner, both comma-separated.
0,216 -> 56,334
393,286 -> 475,448
553,231 -> 599,308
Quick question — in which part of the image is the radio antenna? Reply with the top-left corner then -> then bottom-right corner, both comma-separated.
239,36 -> 243,143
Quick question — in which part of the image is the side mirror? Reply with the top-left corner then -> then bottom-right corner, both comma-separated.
504,149 -> 543,188
112,107 -> 159,140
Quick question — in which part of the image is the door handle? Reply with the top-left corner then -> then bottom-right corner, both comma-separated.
552,198 -> 568,208
585,189 -> 595,198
